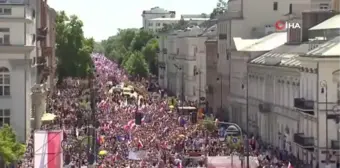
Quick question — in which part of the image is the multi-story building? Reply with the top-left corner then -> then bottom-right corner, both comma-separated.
31,0 -> 56,133
0,0 -> 56,142
158,24 -> 217,104
216,0 -> 332,116
141,7 -> 175,30
240,12 -> 340,168
0,0 -> 36,142
147,17 -> 209,32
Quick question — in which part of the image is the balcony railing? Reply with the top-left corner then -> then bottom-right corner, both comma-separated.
258,103 -> 271,113
294,98 -> 314,115
158,62 -> 166,69
37,27 -> 48,41
293,133 -> 314,149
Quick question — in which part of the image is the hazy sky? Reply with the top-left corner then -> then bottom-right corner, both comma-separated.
47,0 -> 217,42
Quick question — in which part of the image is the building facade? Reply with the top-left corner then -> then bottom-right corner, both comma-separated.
141,7 -> 175,30
147,17 -> 209,32
0,0 -> 56,142
216,0 -> 331,118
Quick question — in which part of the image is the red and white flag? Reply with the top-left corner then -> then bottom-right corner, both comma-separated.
138,139 -> 144,148
34,130 -> 63,168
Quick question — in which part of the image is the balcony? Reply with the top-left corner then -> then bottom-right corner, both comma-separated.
294,98 -> 314,115
175,54 -> 196,61
293,133 -> 314,150
42,47 -> 52,57
36,57 -> 46,66
158,62 -> 166,69
258,103 -> 271,113
37,27 -> 48,41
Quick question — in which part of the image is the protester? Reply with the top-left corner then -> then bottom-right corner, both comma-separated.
18,54 -> 292,168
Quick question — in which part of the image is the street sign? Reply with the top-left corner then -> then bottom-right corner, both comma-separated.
232,137 -> 238,143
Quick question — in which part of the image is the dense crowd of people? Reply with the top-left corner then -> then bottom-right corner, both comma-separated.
17,54 -> 296,168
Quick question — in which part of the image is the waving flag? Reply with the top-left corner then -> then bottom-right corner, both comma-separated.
34,130 -> 63,168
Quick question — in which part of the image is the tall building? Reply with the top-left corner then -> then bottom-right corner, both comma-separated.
0,0 -> 56,142
31,0 -> 56,136
141,7 -> 175,29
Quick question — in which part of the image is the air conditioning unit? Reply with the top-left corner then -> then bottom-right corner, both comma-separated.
264,25 -> 275,35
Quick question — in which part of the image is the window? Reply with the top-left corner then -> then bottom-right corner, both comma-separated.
0,28 -> 10,45
148,23 -> 153,26
273,2 -> 278,11
338,83 -> 340,104
0,67 -> 10,96
319,3 -> 329,10
0,8 -> 11,15
289,4 -> 292,14
156,23 -> 161,26
32,9 -> 35,18
3,8 -> 11,15
0,109 -> 10,127
176,48 -> 179,55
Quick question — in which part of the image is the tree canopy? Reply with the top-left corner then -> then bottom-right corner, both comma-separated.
210,0 -> 228,19
101,29 -> 158,77
0,125 -> 26,165
55,11 -> 94,82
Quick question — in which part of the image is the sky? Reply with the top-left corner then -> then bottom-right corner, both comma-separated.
47,0 -> 217,42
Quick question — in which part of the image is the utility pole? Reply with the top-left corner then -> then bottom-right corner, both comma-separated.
181,67 -> 184,113
89,71 -> 97,165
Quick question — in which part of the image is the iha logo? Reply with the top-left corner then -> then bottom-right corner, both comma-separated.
275,20 -> 301,30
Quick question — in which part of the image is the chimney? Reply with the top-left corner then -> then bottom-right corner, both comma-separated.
302,11 -> 338,42
333,0 -> 340,12
287,27 -> 302,44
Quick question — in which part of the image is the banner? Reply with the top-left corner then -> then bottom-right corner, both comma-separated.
128,150 -> 147,160
34,130 -> 64,168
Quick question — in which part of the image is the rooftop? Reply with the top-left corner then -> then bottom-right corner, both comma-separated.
150,18 -> 210,21
250,44 -> 309,67
309,14 -> 340,30
234,32 -> 287,52
304,36 -> 340,57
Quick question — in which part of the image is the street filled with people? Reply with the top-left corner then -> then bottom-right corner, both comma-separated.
18,54 -> 297,168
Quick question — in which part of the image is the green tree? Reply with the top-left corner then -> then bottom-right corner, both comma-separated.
210,0 -> 228,19
123,52 -> 149,77
93,42 -> 105,53
0,125 -> 26,165
55,11 -> 94,82
142,38 -> 159,75
201,117 -> 217,132
130,30 -> 154,51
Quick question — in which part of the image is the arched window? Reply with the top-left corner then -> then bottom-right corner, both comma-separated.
0,67 -> 10,96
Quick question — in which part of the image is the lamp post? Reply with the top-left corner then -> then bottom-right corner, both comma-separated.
320,80 -> 329,165
216,76 -> 223,115
194,67 -> 202,107
174,64 -> 184,113
241,71 -> 250,168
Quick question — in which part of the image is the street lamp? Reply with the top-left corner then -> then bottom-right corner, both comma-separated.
241,73 -> 250,168
174,64 -> 184,113
216,77 -> 223,115
320,80 -> 329,164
